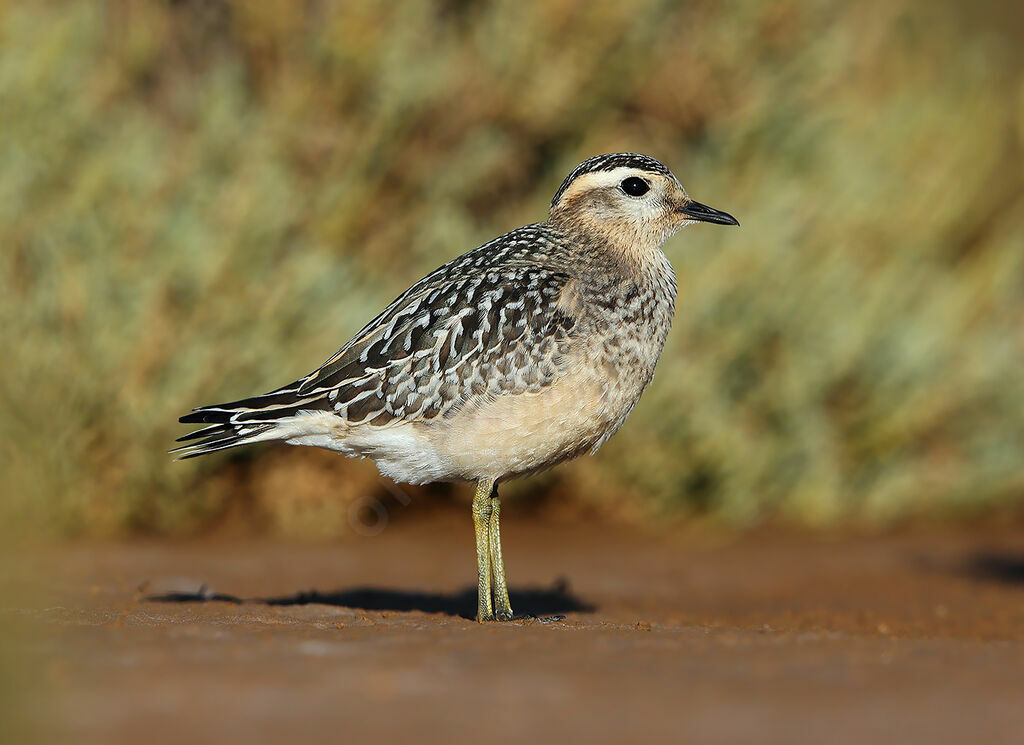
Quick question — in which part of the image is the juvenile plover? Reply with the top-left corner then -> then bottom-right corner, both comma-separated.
176,153 -> 738,621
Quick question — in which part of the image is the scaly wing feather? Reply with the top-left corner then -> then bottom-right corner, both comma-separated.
175,225 -> 578,456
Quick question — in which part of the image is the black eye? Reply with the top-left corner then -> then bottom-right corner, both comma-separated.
620,177 -> 650,197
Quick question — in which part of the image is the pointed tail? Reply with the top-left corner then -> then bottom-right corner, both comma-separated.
172,382 -> 329,459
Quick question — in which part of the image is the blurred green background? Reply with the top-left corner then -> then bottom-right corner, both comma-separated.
2,0 -> 1022,537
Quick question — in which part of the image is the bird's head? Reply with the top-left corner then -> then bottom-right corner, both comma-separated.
548,153 -> 738,253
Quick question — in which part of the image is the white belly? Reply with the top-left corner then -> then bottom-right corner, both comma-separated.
281,298 -> 668,485
282,355 -> 646,485
427,364 -> 618,482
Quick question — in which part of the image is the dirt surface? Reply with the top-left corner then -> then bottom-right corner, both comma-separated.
5,514 -> 1024,744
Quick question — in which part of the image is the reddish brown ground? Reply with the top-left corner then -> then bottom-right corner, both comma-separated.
5,513 -> 1024,744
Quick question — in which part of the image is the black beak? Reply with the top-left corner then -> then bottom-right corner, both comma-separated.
678,200 -> 739,226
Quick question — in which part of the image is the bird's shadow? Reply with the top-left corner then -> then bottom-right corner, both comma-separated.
960,551 -> 1024,585
912,549 -> 1024,587
146,577 -> 594,619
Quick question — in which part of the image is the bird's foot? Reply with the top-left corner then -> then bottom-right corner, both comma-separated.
477,610 -> 514,622
514,613 -> 566,624
476,611 -> 566,624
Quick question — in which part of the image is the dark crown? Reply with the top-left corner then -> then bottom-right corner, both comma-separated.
550,153 -> 672,208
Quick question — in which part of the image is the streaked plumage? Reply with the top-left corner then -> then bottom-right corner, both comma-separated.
176,153 -> 738,621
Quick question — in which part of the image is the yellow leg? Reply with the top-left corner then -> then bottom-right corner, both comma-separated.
472,479 -> 495,622
489,493 -> 513,621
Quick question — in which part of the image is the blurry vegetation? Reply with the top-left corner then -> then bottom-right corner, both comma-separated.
1,0 -> 1022,535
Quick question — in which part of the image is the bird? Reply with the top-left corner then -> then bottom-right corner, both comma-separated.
174,153 -> 738,622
